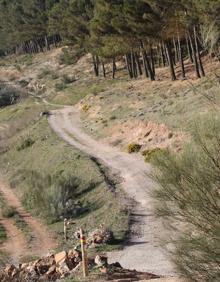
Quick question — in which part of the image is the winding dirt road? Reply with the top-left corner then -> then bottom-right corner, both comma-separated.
0,182 -> 57,264
49,106 -> 175,276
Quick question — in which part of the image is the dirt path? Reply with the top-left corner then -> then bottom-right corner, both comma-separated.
0,182 -> 57,263
0,213 -> 28,265
48,106 -> 175,276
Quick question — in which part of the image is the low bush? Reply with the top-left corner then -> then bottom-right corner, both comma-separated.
142,147 -> 167,162
153,115 -> 220,282
55,82 -> 67,92
59,47 -> 84,65
0,84 -> 21,107
37,68 -> 52,79
17,137 -> 35,151
23,171 -> 89,223
62,74 -> 76,84
127,143 -> 141,153
2,206 -> 17,218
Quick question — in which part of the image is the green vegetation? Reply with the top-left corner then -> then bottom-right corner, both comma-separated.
142,148 -> 167,162
0,84 -> 21,107
153,114 -> 220,282
59,47 -> 84,65
1,206 -> 16,218
0,103 -> 129,251
0,225 -> 7,244
127,143 -> 141,154
17,137 -> 35,151
55,82 -> 67,92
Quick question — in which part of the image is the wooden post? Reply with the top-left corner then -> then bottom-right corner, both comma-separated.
64,218 -> 67,241
80,228 -> 89,277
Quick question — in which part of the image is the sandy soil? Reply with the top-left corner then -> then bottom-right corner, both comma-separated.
49,106 -> 176,276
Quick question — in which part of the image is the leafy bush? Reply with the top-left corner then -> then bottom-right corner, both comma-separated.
37,68 -> 52,79
142,147 -> 167,162
17,137 -> 35,151
2,206 -> 17,218
0,84 -> 21,107
127,143 -> 141,153
59,47 -> 84,65
55,82 -> 67,92
62,74 -> 76,84
153,115 -> 220,282
23,171 -> 88,223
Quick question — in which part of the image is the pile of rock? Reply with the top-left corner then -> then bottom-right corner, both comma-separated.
0,249 -> 82,282
87,225 -> 114,245
0,251 -> 161,282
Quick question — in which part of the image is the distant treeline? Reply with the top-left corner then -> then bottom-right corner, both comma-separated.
0,1 -> 219,80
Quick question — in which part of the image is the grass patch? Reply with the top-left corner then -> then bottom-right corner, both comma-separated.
0,225 -> 7,244
142,148 -> 167,162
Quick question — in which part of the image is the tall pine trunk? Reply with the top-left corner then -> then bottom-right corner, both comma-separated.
125,54 -> 133,78
150,48 -> 155,76
194,26 -> 205,77
188,33 -> 201,78
165,40 -> 176,81
186,35 -> 193,63
178,35 -> 186,79
102,62 -> 106,77
135,52 -> 142,76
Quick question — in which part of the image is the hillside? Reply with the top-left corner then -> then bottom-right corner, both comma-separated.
0,45 -> 219,281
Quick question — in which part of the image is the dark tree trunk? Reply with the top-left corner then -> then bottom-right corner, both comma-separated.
131,52 -> 137,78
186,35 -> 193,63
102,62 -> 106,77
160,43 -> 166,67
135,52 -> 142,76
92,55 -> 99,76
194,26 -> 205,77
150,48 -> 155,76
173,37 -> 178,65
141,50 -> 149,78
178,35 -> 186,79
125,54 -> 133,78
165,40 -> 177,81
144,51 -> 155,81
112,58 -> 116,79
188,33 -> 201,78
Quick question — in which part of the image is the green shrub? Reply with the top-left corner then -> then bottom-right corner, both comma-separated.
153,115 -> 220,282
142,147 -> 167,162
55,82 -> 67,92
37,68 -> 52,79
23,171 -> 88,223
0,84 -> 21,107
2,206 -> 17,218
0,224 -> 7,243
18,79 -> 29,87
59,47 -> 84,65
127,143 -> 141,153
17,137 -> 35,151
62,74 -> 76,84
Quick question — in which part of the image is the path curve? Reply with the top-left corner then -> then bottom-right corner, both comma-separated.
49,106 -> 175,276
0,182 -> 57,262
